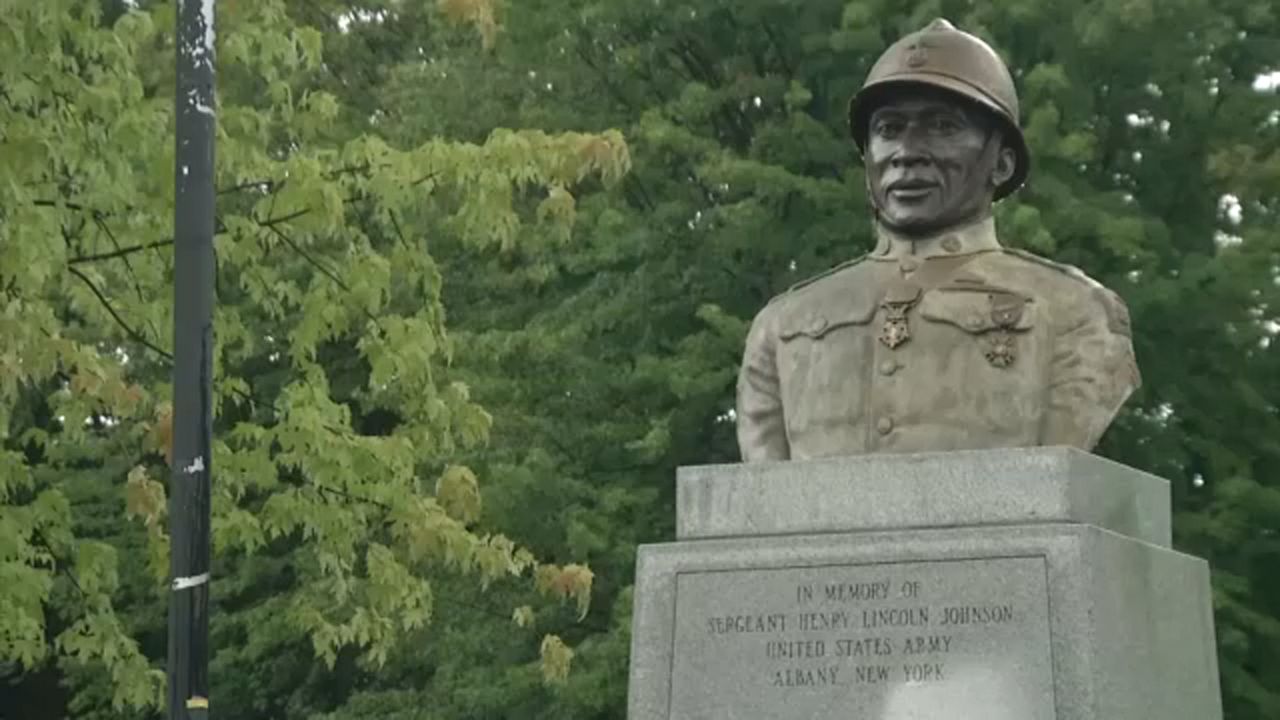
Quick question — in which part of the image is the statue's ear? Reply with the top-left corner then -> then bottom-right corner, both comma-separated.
991,142 -> 1016,189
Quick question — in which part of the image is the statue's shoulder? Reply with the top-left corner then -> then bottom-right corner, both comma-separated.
994,248 -> 1132,337
997,247 -> 1096,284
751,255 -> 878,335
767,254 -> 873,306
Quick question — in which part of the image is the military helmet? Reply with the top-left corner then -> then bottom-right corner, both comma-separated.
849,19 -> 1030,199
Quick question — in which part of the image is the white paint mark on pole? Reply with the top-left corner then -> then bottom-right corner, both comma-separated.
200,0 -> 216,54
172,572 -> 210,590
183,455 -> 205,474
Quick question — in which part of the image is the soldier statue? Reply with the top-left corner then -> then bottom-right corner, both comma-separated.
737,19 -> 1140,461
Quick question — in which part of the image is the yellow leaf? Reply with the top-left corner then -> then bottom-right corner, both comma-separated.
539,634 -> 573,685
533,563 -> 594,619
561,563 -> 594,619
437,0 -> 499,49
124,466 -> 166,530
146,403 -> 174,465
435,465 -> 482,525
512,605 -> 534,629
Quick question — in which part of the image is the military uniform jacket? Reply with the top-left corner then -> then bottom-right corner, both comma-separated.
736,217 -> 1140,461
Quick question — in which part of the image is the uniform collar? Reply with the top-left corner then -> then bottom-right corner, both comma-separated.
869,215 -> 1002,260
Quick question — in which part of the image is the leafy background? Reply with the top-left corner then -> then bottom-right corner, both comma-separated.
1,0 -> 1277,718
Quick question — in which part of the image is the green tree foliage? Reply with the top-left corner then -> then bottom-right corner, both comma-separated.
1,0 -> 614,716
4,0 -> 1278,718
332,0 -> 1278,718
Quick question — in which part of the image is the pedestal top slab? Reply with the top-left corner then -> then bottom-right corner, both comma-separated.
676,447 -> 1170,547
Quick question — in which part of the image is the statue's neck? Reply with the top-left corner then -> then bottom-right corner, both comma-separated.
870,214 -> 1001,259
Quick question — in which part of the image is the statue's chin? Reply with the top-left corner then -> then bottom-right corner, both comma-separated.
876,213 -> 949,238
875,202 -> 988,239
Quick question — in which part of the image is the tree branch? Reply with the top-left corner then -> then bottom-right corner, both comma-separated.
67,239 -> 175,265
388,209 -> 410,248
63,266 -> 257,406
260,223 -> 384,327
261,224 -> 351,293
92,217 -> 145,302
67,266 -> 174,362
258,208 -> 312,227
30,527 -> 87,599
315,484 -> 392,511
217,179 -> 277,195
91,216 -> 167,348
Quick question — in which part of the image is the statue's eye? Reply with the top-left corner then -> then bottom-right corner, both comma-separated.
874,119 -> 905,138
931,115 -> 961,133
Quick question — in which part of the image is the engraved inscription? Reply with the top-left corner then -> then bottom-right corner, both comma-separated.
669,556 -> 1055,720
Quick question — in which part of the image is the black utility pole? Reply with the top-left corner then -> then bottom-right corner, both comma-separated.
170,1 -> 215,719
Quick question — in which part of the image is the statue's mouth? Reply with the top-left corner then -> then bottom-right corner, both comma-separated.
886,179 -> 938,200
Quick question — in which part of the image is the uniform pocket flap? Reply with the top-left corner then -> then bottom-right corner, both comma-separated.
919,289 -> 1033,333
779,303 -> 877,340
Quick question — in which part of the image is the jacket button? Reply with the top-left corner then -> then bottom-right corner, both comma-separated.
900,258 -> 920,274
879,360 -> 899,376
876,416 -> 894,435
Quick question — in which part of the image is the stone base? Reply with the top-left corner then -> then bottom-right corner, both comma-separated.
628,451 -> 1221,720
677,447 -> 1171,546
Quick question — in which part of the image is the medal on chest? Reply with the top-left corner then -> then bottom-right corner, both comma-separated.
878,283 -> 922,350
983,332 -> 1016,367
982,295 -> 1026,368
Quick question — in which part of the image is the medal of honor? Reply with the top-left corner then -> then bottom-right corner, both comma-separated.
880,302 -> 913,349
879,282 -> 922,350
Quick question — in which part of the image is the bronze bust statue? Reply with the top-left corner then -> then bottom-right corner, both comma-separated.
736,19 -> 1140,461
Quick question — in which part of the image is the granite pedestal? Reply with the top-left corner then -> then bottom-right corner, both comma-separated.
627,447 -> 1221,720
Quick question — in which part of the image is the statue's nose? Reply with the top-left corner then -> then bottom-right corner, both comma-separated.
888,124 -> 931,167
890,142 -> 930,167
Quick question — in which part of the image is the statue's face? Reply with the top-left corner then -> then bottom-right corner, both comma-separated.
865,88 -> 1013,235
